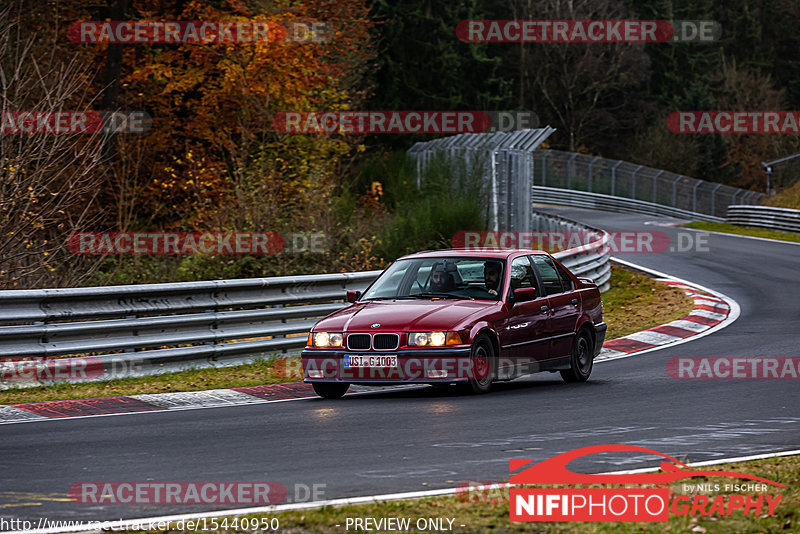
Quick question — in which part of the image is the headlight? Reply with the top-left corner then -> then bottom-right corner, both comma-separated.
409,331 -> 449,346
312,332 -> 343,347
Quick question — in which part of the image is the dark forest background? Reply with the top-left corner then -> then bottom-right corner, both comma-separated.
3,0 -> 799,288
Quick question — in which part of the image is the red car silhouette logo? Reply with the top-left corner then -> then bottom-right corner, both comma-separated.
509,444 -> 785,487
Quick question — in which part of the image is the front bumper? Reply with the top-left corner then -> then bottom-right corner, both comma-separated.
593,322 -> 607,356
301,347 -> 473,384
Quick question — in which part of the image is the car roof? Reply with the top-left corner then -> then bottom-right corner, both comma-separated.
397,248 -> 549,260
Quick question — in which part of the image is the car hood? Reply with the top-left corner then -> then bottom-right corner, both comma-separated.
315,300 -> 493,332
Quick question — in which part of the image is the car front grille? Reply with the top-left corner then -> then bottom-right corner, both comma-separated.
347,333 -> 371,350
345,333 -> 400,351
372,333 -> 400,351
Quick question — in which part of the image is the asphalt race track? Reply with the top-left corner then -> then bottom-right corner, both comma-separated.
1,206 -> 799,525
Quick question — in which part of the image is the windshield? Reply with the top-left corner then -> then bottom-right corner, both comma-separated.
362,257 -> 505,301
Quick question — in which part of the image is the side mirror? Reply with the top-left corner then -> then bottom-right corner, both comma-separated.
346,290 -> 362,303
513,287 -> 538,303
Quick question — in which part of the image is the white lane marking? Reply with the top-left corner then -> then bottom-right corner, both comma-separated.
678,224 -> 800,247
16,449 -> 800,534
625,330 -> 683,346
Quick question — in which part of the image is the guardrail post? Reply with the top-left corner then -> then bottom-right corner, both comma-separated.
588,156 -> 598,192
567,153 -> 577,189
731,189 -> 739,206
611,160 -> 622,196
631,165 -> 642,199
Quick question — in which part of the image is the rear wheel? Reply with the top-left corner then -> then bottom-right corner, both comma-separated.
312,382 -> 349,399
560,331 -> 593,383
464,334 -> 495,394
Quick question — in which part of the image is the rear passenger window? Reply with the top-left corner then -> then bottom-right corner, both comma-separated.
531,255 -> 566,295
555,263 -> 573,291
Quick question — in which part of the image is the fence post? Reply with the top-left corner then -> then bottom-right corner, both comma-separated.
692,181 -> 701,213
490,150 -> 499,231
710,183 -> 723,217
631,165 -> 642,199
652,170 -> 663,204
611,160 -> 622,196
731,189 -> 739,207
588,156 -> 598,192
567,153 -> 577,189
672,176 -> 682,207
541,150 -> 550,186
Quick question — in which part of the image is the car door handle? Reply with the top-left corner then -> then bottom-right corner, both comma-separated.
571,298 -> 579,305
540,305 -> 549,312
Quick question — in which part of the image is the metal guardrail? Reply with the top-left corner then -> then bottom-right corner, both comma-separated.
533,186 -> 726,222
0,272 -> 380,383
726,205 -> 800,233
534,149 -> 762,220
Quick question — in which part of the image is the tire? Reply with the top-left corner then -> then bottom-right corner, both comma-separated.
560,330 -> 593,383
464,334 -> 495,394
312,382 -> 349,399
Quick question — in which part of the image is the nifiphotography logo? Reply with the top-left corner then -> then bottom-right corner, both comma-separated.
507,444 -> 784,522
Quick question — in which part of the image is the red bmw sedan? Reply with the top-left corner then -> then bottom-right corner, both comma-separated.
301,249 -> 606,398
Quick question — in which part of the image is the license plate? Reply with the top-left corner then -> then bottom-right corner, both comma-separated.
344,354 -> 398,368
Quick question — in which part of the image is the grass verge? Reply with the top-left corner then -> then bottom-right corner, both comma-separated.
142,454 -> 799,533
602,265 -> 694,339
683,221 -> 800,243
0,266 -> 693,405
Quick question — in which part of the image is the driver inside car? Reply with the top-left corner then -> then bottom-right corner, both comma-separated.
430,265 -> 455,292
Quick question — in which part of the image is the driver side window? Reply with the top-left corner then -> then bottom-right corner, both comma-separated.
509,257 -> 536,292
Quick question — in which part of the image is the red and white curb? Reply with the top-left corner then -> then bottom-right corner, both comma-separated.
0,259 -> 739,425
597,257 -> 740,362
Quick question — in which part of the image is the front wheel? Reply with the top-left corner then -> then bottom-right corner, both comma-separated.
560,331 -> 593,383
312,382 -> 349,399
464,334 -> 495,394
